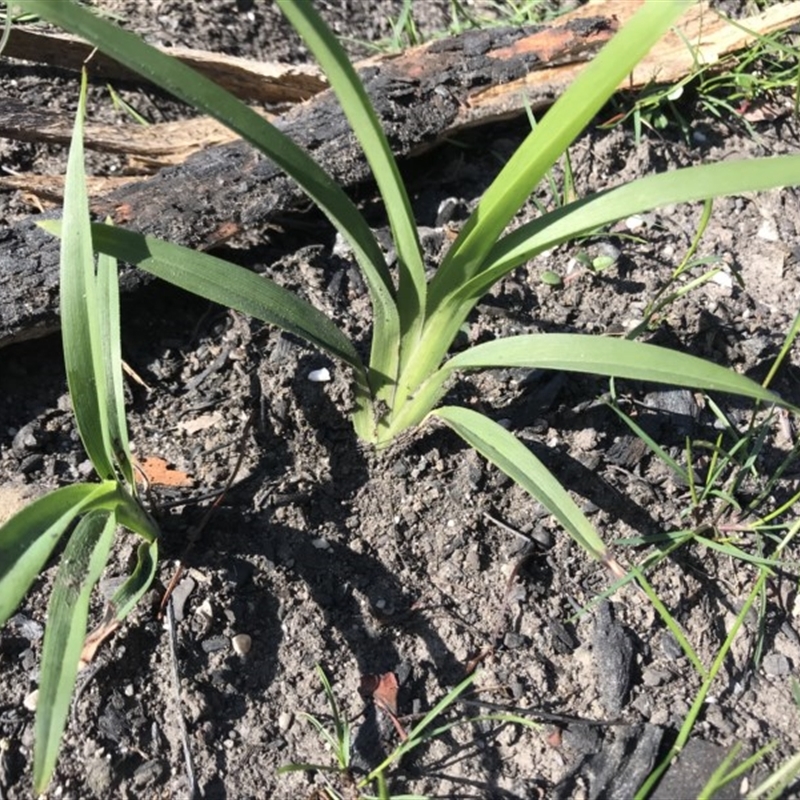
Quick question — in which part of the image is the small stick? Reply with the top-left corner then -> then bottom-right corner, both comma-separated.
166,599 -> 198,799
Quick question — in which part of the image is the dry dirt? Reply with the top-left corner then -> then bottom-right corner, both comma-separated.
2,2 -> 800,799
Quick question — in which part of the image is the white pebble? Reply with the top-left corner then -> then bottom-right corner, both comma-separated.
711,270 -> 733,288
625,214 -> 645,231
23,689 -> 38,711
278,711 -> 293,732
308,368 -> 331,383
231,633 -> 252,656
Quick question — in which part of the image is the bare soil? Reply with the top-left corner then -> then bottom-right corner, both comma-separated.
2,2 -> 800,799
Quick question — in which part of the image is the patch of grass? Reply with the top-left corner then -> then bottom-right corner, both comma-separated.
5,0 -> 800,792
602,12 -> 800,142
280,669 -> 535,799
364,0 -> 557,53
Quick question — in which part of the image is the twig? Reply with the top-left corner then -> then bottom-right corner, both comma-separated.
166,599 -> 198,799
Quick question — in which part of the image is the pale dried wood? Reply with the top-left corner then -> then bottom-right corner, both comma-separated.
2,26 -> 326,105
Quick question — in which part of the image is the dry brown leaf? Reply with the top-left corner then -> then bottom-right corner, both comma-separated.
137,456 -> 194,488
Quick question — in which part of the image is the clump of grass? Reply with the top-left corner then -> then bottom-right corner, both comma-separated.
5,0 -> 800,792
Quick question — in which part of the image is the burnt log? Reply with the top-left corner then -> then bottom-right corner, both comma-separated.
3,0 -> 796,348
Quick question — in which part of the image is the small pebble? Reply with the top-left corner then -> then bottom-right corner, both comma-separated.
503,632 -> 526,649
710,270 -> 733,288
641,668 -> 671,687
278,711 -> 293,732
133,759 -> 164,788
625,214 -> 646,231
201,635 -> 228,654
762,653 -> 791,676
660,632 -> 683,660
308,367 -> 331,382
231,633 -> 252,656
23,689 -> 38,711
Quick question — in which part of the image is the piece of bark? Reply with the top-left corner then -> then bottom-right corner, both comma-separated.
0,11 -> 617,348
2,27 -> 326,106
2,0 -> 800,349
0,174 -> 140,208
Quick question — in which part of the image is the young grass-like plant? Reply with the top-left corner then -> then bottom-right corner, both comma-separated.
16,0 -> 800,577
0,71 -> 160,793
281,669 -> 534,799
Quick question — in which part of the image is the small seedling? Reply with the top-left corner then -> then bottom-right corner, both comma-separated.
281,669 -> 532,799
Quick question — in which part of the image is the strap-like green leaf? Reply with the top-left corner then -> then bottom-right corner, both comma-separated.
0,481 -> 119,626
39,220 -> 368,380
443,334 -> 793,408
60,69 -> 115,479
34,510 -> 116,793
474,155 -> 800,295
97,242 -> 135,488
429,0 -> 691,308
109,538 -> 158,620
277,0 -> 426,371
432,406 -> 607,560
19,0 -> 391,399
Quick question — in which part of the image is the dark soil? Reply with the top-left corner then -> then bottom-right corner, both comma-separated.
2,2 -> 800,799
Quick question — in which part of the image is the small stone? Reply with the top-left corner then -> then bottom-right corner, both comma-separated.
660,632 -> 683,660
201,635 -> 228,654
23,689 -> 38,711
171,576 -> 196,622
625,214 -> 646,231
231,633 -> 252,656
757,217 -> 780,242
133,759 -> 164,788
503,632 -> 526,649
278,711 -> 293,732
710,270 -> 733,288
641,668 -> 671,687
308,367 -> 331,382
311,537 -> 330,550
762,653 -> 791,676
12,423 -> 37,454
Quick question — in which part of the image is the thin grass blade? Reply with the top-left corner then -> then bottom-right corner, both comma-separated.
360,671 -> 478,786
33,510 -> 116,793
0,481 -> 119,626
60,69 -> 115,479
278,0 -> 426,365
432,406 -> 608,560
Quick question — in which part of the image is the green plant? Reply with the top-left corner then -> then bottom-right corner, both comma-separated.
0,71 -> 160,793
602,12 -> 800,143
634,516 -> 800,799
280,669 -> 533,799
14,0 -> 800,575
6,1 -> 800,787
